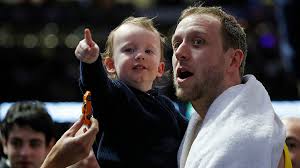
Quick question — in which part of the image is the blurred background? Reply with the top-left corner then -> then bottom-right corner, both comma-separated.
0,0 -> 299,104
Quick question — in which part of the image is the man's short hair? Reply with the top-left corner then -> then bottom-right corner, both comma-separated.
0,101 -> 54,145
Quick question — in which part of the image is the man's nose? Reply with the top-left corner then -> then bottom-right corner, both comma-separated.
19,144 -> 32,156
174,42 -> 189,61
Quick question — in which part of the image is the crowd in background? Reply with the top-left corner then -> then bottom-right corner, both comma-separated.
0,0 -> 299,102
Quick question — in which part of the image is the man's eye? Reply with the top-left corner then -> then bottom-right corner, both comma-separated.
172,41 -> 181,50
10,139 -> 22,149
30,140 -> 43,149
192,39 -> 205,46
286,140 -> 297,149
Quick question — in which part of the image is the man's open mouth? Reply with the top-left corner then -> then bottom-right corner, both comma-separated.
177,68 -> 193,79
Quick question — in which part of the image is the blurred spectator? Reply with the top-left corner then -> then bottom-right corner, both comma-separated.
0,101 -> 55,168
282,117 -> 300,168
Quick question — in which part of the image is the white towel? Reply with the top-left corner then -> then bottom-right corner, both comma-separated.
178,75 -> 286,168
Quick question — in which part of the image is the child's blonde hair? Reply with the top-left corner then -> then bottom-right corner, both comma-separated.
102,16 -> 166,62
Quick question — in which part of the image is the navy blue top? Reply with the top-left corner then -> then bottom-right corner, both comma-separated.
80,58 -> 188,168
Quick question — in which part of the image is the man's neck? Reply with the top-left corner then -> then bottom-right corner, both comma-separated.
191,98 -> 212,119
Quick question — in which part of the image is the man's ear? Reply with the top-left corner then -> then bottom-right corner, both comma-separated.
104,57 -> 116,74
156,62 -> 165,78
226,48 -> 244,73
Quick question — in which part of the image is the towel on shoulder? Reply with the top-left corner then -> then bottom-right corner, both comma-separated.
178,74 -> 286,168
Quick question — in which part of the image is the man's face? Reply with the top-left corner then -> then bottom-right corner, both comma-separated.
172,14 -> 228,102
282,118 -> 300,168
2,125 -> 51,168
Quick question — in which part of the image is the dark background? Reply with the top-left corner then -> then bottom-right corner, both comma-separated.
1,0 -> 299,102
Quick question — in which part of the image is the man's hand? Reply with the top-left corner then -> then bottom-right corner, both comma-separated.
75,28 -> 100,64
41,117 -> 99,168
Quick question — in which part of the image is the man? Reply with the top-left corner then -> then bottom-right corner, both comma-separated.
0,101 -> 55,168
171,6 -> 286,168
282,117 -> 300,168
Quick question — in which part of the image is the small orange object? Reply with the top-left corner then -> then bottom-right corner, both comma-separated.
82,91 -> 92,126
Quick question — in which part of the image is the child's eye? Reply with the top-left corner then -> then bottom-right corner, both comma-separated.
124,48 -> 135,53
145,49 -> 153,54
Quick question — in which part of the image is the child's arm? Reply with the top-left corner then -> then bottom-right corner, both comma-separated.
75,28 -> 112,93
75,29 -> 114,122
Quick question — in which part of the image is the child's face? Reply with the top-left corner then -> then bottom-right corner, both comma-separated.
107,23 -> 165,91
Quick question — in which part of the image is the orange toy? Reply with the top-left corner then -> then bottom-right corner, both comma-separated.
82,91 -> 92,126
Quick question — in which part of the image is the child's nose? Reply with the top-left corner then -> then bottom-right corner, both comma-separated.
135,52 -> 145,60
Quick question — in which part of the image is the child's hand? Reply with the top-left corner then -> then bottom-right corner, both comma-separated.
75,28 -> 100,64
